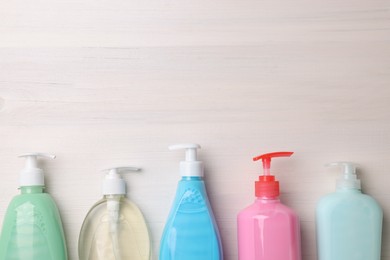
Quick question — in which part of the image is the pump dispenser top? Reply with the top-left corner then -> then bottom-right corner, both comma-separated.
102,166 -> 140,195
18,153 -> 56,187
169,143 -> 204,177
253,151 -> 294,198
326,162 -> 361,190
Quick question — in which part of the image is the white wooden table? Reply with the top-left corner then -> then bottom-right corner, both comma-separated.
0,0 -> 389,259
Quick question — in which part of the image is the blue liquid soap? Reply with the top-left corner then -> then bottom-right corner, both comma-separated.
159,144 -> 223,260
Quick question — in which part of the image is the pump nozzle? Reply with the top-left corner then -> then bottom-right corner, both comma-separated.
102,166 -> 140,260
169,143 -> 203,177
253,152 -> 294,176
326,162 -> 360,190
169,144 -> 200,161
252,151 -> 293,198
18,153 -> 56,187
102,166 -> 140,195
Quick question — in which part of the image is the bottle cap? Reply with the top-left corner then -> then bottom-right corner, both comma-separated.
18,153 -> 56,187
253,151 -> 293,198
102,167 -> 140,195
326,162 -> 361,190
169,143 -> 203,177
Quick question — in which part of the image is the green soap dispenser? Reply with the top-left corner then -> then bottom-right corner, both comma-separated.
78,167 -> 151,260
0,153 -> 68,260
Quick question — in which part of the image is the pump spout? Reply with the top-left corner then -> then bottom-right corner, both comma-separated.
253,152 -> 293,176
18,153 -> 56,187
104,167 -> 140,176
326,162 -> 356,175
252,151 -> 294,198
326,162 -> 361,190
102,167 -> 141,195
169,144 -> 200,161
169,143 -> 204,177
19,153 -> 56,168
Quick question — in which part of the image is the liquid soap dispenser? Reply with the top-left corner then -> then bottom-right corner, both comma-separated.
159,144 -> 223,260
316,162 -> 383,260
0,153 -> 68,260
237,152 -> 301,260
78,167 -> 151,260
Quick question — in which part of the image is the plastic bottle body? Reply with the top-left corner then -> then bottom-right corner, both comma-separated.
237,198 -> 301,260
78,195 -> 151,260
0,186 -> 67,260
159,177 -> 223,260
316,189 -> 382,260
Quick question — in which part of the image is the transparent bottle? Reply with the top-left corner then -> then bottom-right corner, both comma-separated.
78,167 -> 151,260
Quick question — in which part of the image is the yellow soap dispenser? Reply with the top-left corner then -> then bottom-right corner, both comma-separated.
78,167 -> 151,260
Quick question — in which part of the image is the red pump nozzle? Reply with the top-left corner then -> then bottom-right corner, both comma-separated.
253,152 -> 293,198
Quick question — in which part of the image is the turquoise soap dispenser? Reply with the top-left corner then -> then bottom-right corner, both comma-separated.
0,153 -> 67,260
316,162 -> 383,260
159,144 -> 223,260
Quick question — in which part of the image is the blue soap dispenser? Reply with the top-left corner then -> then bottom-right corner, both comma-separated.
316,162 -> 383,260
159,144 -> 223,260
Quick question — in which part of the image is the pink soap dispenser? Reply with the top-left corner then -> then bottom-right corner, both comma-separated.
237,152 -> 302,260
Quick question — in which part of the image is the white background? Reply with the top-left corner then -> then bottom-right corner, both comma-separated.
0,0 -> 390,259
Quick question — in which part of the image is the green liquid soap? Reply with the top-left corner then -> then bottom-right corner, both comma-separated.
0,153 -> 67,260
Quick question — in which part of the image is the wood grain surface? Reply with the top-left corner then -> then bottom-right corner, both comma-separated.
1,0 -> 390,259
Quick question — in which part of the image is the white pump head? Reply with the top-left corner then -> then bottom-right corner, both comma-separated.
326,162 -> 361,190
102,167 -> 140,195
18,153 -> 56,187
169,143 -> 204,177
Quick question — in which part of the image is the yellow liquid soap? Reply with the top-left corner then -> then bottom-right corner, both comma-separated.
79,195 -> 151,260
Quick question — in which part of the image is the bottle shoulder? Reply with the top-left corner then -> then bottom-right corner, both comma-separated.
90,197 -> 138,208
171,183 -> 210,208
163,181 -> 217,228
84,197 -> 144,220
318,190 -> 379,203
238,199 -> 298,218
176,179 -> 206,191
12,191 -> 53,199
7,192 -> 57,208
317,191 -> 382,213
